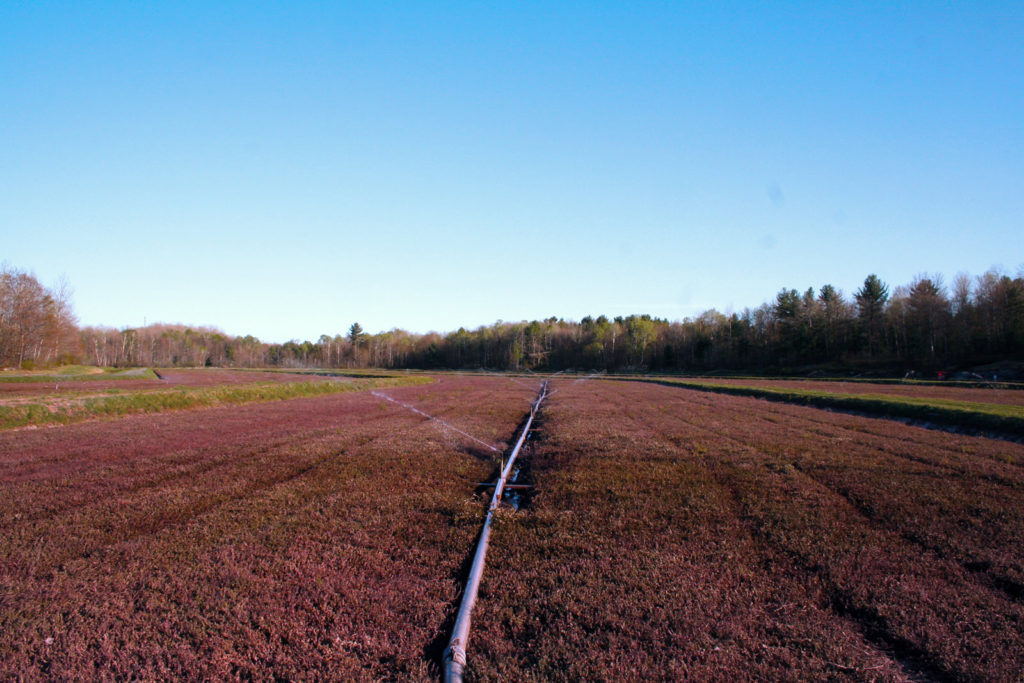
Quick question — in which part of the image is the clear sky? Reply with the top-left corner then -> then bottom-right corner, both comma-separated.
2,2 -> 1022,343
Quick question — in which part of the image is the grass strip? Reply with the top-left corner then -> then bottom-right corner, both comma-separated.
632,378 -> 1024,437
0,367 -> 158,383
228,367 -> 418,379
0,376 -> 432,429
605,372 -> 1024,390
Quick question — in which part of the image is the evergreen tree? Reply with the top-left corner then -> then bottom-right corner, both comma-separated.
855,274 -> 889,358
348,322 -> 364,347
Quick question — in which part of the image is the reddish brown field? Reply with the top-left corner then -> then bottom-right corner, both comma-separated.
0,375 -> 538,680
675,376 -> 1024,406
472,379 -> 1024,680
155,369 -> 342,386
4,373 -> 1023,680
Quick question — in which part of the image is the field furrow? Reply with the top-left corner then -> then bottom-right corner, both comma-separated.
639,383 -> 1024,597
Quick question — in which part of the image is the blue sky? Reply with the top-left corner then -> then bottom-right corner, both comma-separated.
2,2 -> 1022,342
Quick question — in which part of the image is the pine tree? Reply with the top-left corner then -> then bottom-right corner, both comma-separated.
855,274 -> 889,357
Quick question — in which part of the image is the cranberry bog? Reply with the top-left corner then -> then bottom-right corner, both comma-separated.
0,368 -> 429,430
641,376 -> 1024,439
665,376 -> 1024,407
0,375 -> 543,679
3,373 -> 1024,679
471,379 -> 1024,680
0,367 -> 346,398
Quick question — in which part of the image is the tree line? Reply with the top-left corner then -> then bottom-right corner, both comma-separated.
382,268 -> 1022,374
3,264 -> 1022,374
0,265 -> 77,369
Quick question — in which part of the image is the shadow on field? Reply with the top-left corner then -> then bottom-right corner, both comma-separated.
505,413 -> 545,510
472,463 -> 503,497
828,589 -> 955,681
460,445 -> 500,463
299,370 -> 400,379
963,560 -> 1024,602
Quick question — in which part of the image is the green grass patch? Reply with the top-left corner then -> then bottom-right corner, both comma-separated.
632,378 -> 1024,437
231,367 -> 419,380
0,367 -> 158,383
0,375 -> 433,429
608,372 -> 1023,390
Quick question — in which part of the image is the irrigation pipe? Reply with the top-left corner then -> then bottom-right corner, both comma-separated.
443,380 -> 550,683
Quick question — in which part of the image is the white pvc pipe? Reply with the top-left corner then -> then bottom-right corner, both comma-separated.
443,381 -> 549,682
